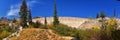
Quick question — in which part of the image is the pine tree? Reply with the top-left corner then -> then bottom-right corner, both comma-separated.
53,0 -> 59,27
13,18 -> 17,23
96,13 -> 99,18
100,10 -> 106,30
35,21 -> 41,28
27,8 -> 32,25
44,17 -> 47,28
19,0 -> 28,28
114,8 -> 116,17
100,10 -> 106,19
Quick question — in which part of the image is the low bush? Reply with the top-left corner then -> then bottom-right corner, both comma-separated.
111,30 -> 120,40
47,18 -> 120,40
50,23 -> 98,40
0,30 -> 11,39
0,23 -> 16,39
51,24 -> 78,36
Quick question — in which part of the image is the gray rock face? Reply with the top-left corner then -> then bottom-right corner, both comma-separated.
32,17 -> 88,28
33,17 -> 120,30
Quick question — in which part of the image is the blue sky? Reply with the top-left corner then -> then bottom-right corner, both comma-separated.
0,0 -> 120,18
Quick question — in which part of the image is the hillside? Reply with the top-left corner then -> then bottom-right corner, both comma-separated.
33,17 -> 120,29
33,17 -> 88,28
10,28 -> 73,40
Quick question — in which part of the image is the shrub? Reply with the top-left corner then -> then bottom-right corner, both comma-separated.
51,23 -> 79,36
49,18 -> 119,40
28,25 -> 33,28
50,23 -> 98,40
92,25 -> 100,31
99,18 -> 118,40
90,30 -> 101,40
32,21 -> 41,28
0,22 -> 16,39
0,30 -> 11,39
111,30 -> 120,40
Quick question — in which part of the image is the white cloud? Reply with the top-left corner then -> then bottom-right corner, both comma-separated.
7,4 -> 20,16
27,0 -> 38,6
7,0 -> 38,16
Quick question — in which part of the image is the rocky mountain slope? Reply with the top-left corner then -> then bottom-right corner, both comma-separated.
33,17 -> 88,28
33,17 -> 120,29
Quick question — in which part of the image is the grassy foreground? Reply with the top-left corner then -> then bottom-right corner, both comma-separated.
10,28 -> 73,40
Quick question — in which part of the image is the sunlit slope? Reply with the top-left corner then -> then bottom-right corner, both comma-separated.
33,17 -> 88,28
10,28 -> 73,40
33,17 -> 120,29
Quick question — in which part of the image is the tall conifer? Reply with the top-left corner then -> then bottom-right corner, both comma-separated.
27,8 -> 32,25
100,10 -> 106,19
96,13 -> 99,18
44,17 -> 47,28
19,0 -> 28,28
114,8 -> 116,17
53,0 -> 59,27
100,10 -> 106,30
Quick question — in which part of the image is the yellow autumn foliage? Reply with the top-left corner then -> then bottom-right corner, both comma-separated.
108,19 -> 115,26
92,25 -> 100,31
107,18 -> 118,30
106,18 -> 118,36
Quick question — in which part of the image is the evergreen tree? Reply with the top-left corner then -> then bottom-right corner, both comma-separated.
19,0 -> 28,28
27,8 -> 32,25
53,0 -> 59,27
44,17 -> 47,27
100,10 -> 106,19
114,8 -> 116,17
100,10 -> 106,30
13,18 -> 17,23
35,21 -> 41,28
96,13 -> 99,18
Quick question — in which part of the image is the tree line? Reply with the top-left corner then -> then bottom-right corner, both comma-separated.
19,0 -> 59,28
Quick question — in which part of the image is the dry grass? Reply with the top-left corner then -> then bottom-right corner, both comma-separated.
10,28 -> 72,40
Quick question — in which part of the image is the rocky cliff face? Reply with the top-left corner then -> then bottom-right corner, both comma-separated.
33,17 -> 88,28
32,17 -> 120,29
